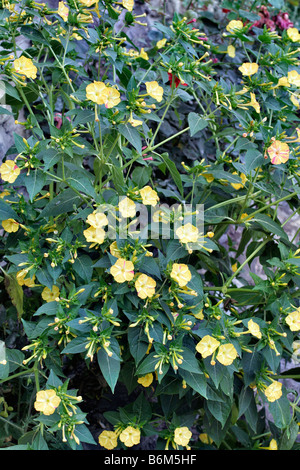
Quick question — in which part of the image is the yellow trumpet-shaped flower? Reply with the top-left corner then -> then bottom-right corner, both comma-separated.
173,427 -> 192,447
0,160 -> 20,183
176,223 -> 199,244
13,56 -> 37,79
287,70 -> 300,87
34,389 -> 61,415
170,263 -> 192,287
98,430 -> 118,450
110,258 -> 134,283
226,20 -> 244,34
135,273 -> 156,299
216,343 -> 238,366
286,307 -> 300,331
41,285 -> 60,303
119,426 -> 140,447
287,27 -> 300,42
264,381 -> 282,402
2,218 -> 19,233
196,335 -> 220,358
238,62 -> 259,77
145,81 -> 164,102
267,140 -> 290,165
140,186 -> 159,207
86,81 -> 109,105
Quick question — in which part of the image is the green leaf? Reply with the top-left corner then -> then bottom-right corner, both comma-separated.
188,112 -> 208,137
118,123 -> 142,154
179,369 -> 207,398
72,255 -> 93,283
0,199 -> 19,221
38,188 -> 82,219
160,154 -> 183,196
253,213 -> 288,240
97,343 -> 121,393
3,271 -> 23,319
24,169 -> 46,202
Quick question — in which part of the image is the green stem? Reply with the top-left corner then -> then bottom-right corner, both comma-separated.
222,237 -> 271,291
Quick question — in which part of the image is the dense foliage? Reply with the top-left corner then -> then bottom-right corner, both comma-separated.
0,0 -> 300,451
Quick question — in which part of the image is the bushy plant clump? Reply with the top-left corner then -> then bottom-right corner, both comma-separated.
0,0 -> 300,451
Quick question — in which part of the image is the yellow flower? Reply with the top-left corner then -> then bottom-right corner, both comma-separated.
145,81 -> 164,102
170,263 -> 192,287
247,319 -> 262,339
137,373 -> 153,387
231,172 -> 247,190
238,62 -> 259,76
86,81 -> 109,105
267,140 -> 290,165
16,270 -> 36,287
13,56 -> 37,79
119,197 -> 136,218
269,439 -> 278,450
2,218 -> 19,233
84,211 -> 108,245
110,258 -> 134,283
83,226 -> 106,244
0,160 -> 20,183
231,263 -> 238,272
199,433 -> 213,444
140,186 -> 159,206
156,38 -> 167,49
105,87 -> 121,108
277,76 -> 290,87
135,273 -> 156,299
196,335 -> 220,358
287,27 -> 300,42
119,426 -> 140,447
98,430 -> 118,450
290,92 -> 300,108
202,173 -> 214,183
173,427 -> 192,447
109,241 -> 122,258
86,211 -> 108,228
139,48 -> 149,60
122,0 -> 134,11
128,117 -> 143,127
286,308 -> 300,331
227,45 -> 235,58
34,389 -> 61,415
287,70 -> 300,87
216,343 -> 238,366
264,381 -> 282,402
41,285 -> 60,303
226,20 -> 244,34
176,223 -> 199,244
57,1 -> 69,21
77,0 -> 98,5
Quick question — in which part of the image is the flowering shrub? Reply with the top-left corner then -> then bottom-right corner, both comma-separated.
0,0 -> 300,451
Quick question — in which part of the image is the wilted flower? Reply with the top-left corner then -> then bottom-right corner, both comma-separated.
137,373 -> 153,387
